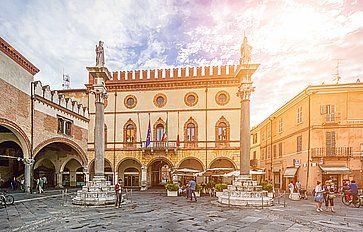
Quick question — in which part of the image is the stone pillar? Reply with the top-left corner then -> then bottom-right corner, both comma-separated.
70,171 -> 76,187
24,163 -> 31,193
57,172 -> 63,188
140,165 -> 147,191
94,100 -> 105,177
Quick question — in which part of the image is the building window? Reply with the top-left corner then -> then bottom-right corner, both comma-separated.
57,116 -> 72,136
267,146 -> 271,158
261,132 -> 265,141
184,92 -> 198,107
267,126 -> 271,138
124,95 -> 137,109
297,106 -> 303,124
253,134 -> 258,144
153,117 -> 166,143
215,116 -> 230,147
215,91 -> 230,106
184,117 -> 198,148
278,142 -> 282,157
297,135 -> 302,153
261,149 -> 265,160
326,131 -> 336,156
123,119 -> 137,147
273,145 -> 277,158
153,93 -> 167,108
320,105 -> 335,114
278,118 -> 283,133
253,151 -> 257,160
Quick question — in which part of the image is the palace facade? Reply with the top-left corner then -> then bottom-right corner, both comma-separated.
250,83 -> 363,191
61,64 -> 259,188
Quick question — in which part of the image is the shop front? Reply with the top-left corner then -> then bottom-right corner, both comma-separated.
319,165 -> 351,188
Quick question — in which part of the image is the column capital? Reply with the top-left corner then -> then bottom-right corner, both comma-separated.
237,81 -> 255,101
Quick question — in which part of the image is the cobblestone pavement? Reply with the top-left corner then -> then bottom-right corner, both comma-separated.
0,190 -> 362,232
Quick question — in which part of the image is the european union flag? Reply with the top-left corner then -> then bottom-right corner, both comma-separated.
145,118 -> 151,147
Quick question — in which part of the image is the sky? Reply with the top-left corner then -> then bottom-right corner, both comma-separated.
1,0 -> 362,126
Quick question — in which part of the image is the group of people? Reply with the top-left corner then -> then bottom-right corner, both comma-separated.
288,181 -> 305,199
314,179 -> 359,212
178,178 -> 198,201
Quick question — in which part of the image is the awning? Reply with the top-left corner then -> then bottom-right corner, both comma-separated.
224,170 -> 266,177
172,168 -> 201,174
195,168 -> 234,177
283,167 -> 298,178
319,165 -> 351,174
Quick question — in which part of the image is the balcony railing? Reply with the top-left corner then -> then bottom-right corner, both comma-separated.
141,141 -> 177,151
311,147 -> 352,158
323,113 -> 340,124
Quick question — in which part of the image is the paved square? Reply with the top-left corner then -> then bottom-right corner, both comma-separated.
1,190 -> 362,231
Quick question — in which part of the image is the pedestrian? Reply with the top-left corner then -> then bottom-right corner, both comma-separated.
323,181 -> 336,212
349,180 -> 359,203
39,177 -> 44,194
10,176 -> 16,190
20,178 -> 25,191
314,181 -> 324,212
288,181 -> 294,199
35,177 -> 39,193
115,179 -> 123,208
296,181 -> 301,193
188,178 -> 197,202
42,176 -> 47,190
185,182 -> 190,199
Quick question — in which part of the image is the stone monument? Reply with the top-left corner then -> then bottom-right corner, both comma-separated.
217,36 -> 273,206
73,41 -> 115,205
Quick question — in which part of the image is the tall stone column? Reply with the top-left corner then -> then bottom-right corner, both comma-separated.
140,165 -> 147,191
94,90 -> 106,178
237,81 -> 254,176
24,162 -> 32,193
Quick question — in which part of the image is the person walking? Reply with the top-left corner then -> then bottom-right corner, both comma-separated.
323,181 -> 336,212
288,181 -> 294,199
20,178 -> 25,191
42,176 -> 47,190
188,178 -> 197,202
314,181 -> 324,212
115,179 -> 123,208
38,177 -> 44,194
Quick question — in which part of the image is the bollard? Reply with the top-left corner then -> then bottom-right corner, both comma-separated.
261,194 -> 264,209
65,189 -> 68,204
228,191 -> 230,206
283,190 -> 286,207
61,190 -> 65,206
130,189 -> 133,203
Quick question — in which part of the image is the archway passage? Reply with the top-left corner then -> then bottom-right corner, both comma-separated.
178,158 -> 204,171
89,159 -> 113,183
117,158 -> 141,188
209,158 -> 236,170
148,158 -> 173,188
34,142 -> 86,188
0,140 -> 24,188
62,159 -> 84,187
34,158 -> 55,187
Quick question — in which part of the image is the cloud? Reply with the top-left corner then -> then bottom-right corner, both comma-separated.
0,0 -> 362,126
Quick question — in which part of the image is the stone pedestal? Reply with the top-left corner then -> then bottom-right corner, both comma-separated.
140,165 -> 148,191
217,175 -> 273,206
73,176 -> 115,205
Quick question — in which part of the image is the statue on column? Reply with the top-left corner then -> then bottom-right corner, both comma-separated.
96,41 -> 105,67
240,35 -> 252,64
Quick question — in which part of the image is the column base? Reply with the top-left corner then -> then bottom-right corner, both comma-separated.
72,175 -> 115,206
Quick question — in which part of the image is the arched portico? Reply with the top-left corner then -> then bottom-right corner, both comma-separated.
209,157 -> 237,170
117,158 -> 142,188
147,157 -> 173,187
177,157 -> 204,171
89,158 -> 114,183
62,159 -> 84,187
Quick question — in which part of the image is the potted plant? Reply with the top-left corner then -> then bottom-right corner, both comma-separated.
261,182 -> 273,198
215,183 -> 227,197
165,182 -> 179,197
195,184 -> 202,197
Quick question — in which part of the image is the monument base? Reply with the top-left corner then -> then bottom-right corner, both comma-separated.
217,175 -> 273,207
72,176 -> 115,206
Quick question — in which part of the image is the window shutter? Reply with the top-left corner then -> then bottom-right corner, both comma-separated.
320,105 -> 326,114
331,105 -> 335,114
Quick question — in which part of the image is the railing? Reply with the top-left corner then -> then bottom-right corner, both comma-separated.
323,113 -> 340,124
311,147 -> 352,158
142,141 -> 177,151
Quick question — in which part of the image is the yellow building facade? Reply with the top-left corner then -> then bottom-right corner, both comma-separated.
69,65 -> 256,188
251,83 -> 363,191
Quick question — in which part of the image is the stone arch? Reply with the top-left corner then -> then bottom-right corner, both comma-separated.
33,158 -> 56,186
88,158 -> 114,172
147,157 -> 173,187
89,158 -> 114,183
0,118 -> 30,158
34,157 -> 57,170
147,156 -> 173,168
183,117 -> 198,147
177,157 -> 204,171
208,157 -> 237,170
117,157 -> 142,171
33,137 -> 87,166
60,156 -> 84,172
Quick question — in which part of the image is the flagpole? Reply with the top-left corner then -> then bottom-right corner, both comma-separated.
177,111 -> 180,148
137,112 -> 142,148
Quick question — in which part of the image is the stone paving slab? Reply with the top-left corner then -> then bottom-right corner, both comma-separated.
0,191 -> 362,231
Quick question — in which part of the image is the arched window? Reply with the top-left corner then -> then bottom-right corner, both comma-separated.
215,116 -> 230,147
184,117 -> 198,148
156,124 -> 164,141
123,119 -> 137,148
